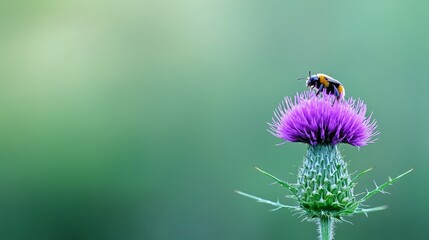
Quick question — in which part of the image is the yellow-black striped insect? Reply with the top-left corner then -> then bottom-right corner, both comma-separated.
297,71 -> 345,101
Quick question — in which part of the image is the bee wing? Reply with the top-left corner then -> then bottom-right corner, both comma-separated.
325,75 -> 343,85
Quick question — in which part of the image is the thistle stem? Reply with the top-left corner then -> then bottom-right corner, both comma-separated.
319,216 -> 333,240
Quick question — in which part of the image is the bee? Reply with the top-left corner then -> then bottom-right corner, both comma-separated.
297,71 -> 345,101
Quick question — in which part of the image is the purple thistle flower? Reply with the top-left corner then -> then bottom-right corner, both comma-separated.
238,88 -> 411,240
269,91 -> 378,147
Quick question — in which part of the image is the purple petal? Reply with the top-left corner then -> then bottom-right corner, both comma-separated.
269,91 -> 379,147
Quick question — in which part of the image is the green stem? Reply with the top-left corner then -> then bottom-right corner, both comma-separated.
319,216 -> 333,240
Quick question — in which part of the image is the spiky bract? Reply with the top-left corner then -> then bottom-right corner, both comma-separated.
298,144 -> 354,219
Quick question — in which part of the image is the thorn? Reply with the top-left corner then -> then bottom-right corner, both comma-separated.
275,142 -> 288,146
355,192 -> 365,197
269,206 -> 282,211
341,218 -> 354,225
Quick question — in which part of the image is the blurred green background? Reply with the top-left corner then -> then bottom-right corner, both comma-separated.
0,0 -> 425,239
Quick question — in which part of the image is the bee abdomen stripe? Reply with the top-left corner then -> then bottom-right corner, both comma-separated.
338,85 -> 344,94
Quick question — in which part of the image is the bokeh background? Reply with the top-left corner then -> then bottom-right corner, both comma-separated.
0,0 -> 426,239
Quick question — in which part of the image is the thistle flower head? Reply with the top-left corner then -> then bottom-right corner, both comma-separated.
238,88 -> 412,240
269,91 -> 378,147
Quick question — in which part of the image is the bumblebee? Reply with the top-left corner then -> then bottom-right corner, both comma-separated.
298,71 -> 345,101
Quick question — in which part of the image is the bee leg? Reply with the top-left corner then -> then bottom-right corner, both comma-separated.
333,86 -> 340,99
315,84 -> 324,96
332,86 -> 340,106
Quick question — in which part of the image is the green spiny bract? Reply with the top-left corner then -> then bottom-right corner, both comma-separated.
297,144 -> 355,219
237,145 -> 412,221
